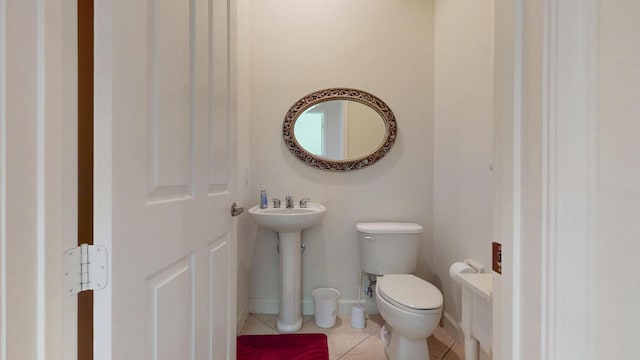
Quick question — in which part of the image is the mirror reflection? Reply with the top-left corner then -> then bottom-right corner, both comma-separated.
293,100 -> 386,161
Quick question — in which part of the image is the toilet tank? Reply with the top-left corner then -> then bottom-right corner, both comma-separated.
357,222 -> 423,275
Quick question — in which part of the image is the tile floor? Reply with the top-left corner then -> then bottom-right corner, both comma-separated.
239,313 -> 465,360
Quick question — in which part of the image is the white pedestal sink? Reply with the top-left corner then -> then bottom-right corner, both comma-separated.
249,203 -> 326,333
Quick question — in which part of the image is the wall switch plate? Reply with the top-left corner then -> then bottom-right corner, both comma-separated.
492,242 -> 502,274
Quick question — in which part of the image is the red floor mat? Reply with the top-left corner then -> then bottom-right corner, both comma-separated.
237,333 -> 329,360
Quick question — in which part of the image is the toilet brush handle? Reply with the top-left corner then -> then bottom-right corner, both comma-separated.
356,270 -> 363,306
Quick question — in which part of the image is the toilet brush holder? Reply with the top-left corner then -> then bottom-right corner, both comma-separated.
351,270 -> 366,329
350,305 -> 366,329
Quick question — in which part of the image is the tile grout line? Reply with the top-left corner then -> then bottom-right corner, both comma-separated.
334,333 -> 372,360
439,340 -> 457,360
252,314 -> 279,333
250,314 -> 316,334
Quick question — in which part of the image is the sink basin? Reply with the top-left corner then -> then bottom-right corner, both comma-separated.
249,203 -> 326,233
248,202 -> 326,333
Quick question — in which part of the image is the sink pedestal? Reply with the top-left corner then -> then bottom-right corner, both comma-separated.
247,203 -> 326,333
276,231 -> 303,333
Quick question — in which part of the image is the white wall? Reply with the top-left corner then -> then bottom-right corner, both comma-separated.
246,0 -> 434,314
433,0 -> 494,333
594,1 -> 640,357
234,0 -> 254,327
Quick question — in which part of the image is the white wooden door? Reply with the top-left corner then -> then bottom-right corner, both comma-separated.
1,0 -> 78,358
93,1 -> 237,359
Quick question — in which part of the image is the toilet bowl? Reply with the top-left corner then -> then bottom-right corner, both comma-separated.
356,222 -> 444,360
376,274 -> 443,360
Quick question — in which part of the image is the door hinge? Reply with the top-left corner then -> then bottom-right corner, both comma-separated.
63,243 -> 108,296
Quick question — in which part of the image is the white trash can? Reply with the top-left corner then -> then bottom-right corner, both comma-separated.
312,287 -> 340,328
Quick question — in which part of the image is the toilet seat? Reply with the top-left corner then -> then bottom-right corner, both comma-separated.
377,274 -> 443,315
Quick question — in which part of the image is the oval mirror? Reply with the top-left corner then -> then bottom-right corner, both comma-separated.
283,88 -> 397,171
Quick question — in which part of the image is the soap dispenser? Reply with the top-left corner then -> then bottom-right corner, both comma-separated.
259,186 -> 268,209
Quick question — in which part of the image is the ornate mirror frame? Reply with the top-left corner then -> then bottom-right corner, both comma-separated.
283,88 -> 397,171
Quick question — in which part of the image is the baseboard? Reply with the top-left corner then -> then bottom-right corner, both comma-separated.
237,303 -> 250,335
442,310 -> 464,344
248,298 -> 376,315
249,299 -> 279,315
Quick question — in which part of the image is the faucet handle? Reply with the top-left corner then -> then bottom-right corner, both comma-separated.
299,198 -> 311,208
273,199 -> 281,208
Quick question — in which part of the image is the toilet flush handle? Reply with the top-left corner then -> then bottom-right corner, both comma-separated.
363,235 -> 375,241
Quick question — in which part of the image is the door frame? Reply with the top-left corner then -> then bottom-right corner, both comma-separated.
493,0 -> 597,358
77,0 -> 95,358
0,0 -> 78,358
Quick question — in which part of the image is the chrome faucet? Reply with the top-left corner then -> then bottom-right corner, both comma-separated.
285,195 -> 293,208
299,198 -> 311,208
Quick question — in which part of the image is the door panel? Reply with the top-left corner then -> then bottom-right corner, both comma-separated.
208,0 -> 230,195
147,0 -> 193,202
93,0 -> 236,359
146,255 -> 195,360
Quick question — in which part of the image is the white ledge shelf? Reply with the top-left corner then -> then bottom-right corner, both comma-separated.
457,273 -> 493,301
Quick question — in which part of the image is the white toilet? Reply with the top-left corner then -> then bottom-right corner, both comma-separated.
357,222 -> 443,360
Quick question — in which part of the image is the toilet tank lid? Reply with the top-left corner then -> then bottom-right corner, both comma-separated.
356,222 -> 423,234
